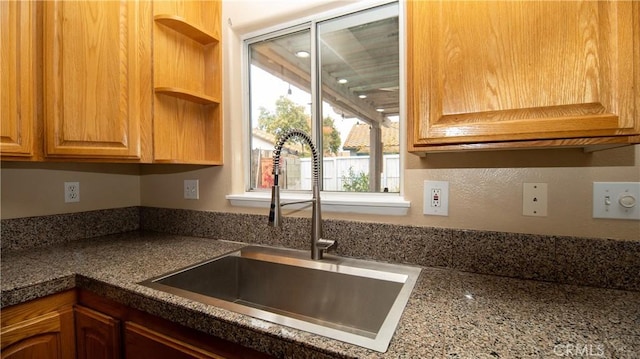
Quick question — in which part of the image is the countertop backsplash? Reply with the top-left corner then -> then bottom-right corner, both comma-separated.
2,206 -> 638,291
1,207 -> 140,251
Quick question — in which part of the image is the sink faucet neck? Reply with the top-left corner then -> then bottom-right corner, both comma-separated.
268,129 -> 335,260
272,129 -> 319,187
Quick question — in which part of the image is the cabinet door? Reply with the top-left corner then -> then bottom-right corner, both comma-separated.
407,1 -> 639,151
43,0 -> 152,160
75,306 -> 121,359
0,0 -> 38,158
124,322 -> 224,359
1,308 -> 75,359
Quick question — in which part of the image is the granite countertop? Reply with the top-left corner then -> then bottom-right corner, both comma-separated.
1,231 -> 638,358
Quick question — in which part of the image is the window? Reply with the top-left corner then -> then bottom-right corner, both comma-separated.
246,2 -> 400,195
245,3 -> 401,192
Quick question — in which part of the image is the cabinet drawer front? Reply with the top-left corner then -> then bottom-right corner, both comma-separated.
124,322 -> 224,359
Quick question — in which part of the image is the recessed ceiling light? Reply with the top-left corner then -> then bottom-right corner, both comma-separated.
295,50 -> 310,58
376,108 -> 384,112
358,94 -> 367,99
338,78 -> 348,84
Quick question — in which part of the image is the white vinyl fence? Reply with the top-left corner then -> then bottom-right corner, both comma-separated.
298,155 -> 399,192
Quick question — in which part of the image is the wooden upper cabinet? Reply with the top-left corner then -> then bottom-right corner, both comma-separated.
1,1 -> 39,159
43,0 -> 152,160
407,1 -> 640,152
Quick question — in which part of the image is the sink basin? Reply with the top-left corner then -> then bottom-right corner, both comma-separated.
140,245 -> 421,352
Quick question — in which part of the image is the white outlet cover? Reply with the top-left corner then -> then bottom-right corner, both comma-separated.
423,180 -> 449,216
523,183 -> 547,217
593,182 -> 640,220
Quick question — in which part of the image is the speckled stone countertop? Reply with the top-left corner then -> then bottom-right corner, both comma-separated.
2,231 -> 639,358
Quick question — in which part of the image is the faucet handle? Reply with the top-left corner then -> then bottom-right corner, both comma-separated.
316,238 -> 336,251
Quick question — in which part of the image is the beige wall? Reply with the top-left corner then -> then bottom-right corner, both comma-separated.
403,146 -> 640,239
1,162 -> 140,219
3,0 -> 640,242
139,146 -> 640,240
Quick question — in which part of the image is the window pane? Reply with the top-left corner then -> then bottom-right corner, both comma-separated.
319,3 -> 400,192
249,30 -> 312,191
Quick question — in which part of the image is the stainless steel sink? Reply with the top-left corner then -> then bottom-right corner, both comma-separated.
140,245 -> 421,352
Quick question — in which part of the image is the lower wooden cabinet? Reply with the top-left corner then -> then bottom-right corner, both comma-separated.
76,290 -> 271,359
75,306 -> 121,359
125,322 -> 223,359
0,291 -> 76,359
2,290 -> 271,359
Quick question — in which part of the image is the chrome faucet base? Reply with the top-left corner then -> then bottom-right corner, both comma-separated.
312,238 -> 337,260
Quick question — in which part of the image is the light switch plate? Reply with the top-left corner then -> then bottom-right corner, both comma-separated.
423,181 -> 449,216
523,183 -> 547,217
184,179 -> 199,200
593,182 -> 640,220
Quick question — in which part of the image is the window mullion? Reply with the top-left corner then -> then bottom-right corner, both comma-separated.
370,123 -> 382,192
310,20 -> 323,191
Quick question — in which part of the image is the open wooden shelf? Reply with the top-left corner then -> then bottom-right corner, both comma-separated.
152,1 -> 222,165
155,87 -> 220,105
152,96 -> 222,165
154,14 -> 218,45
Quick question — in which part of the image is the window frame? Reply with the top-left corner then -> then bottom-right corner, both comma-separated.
226,0 -> 410,215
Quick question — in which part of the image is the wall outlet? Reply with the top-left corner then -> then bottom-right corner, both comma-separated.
424,181 -> 449,216
523,183 -> 547,217
64,182 -> 80,203
431,188 -> 442,207
184,179 -> 199,200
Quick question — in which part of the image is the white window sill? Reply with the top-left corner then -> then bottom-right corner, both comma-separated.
226,191 -> 410,216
